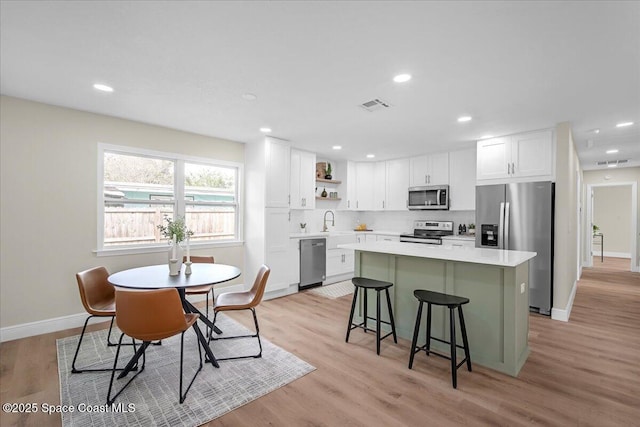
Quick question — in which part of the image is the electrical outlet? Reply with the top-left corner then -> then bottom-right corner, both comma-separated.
520,283 -> 526,294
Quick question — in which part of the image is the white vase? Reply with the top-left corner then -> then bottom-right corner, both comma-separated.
168,242 -> 184,274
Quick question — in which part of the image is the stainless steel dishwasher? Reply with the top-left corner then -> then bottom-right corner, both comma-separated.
299,238 -> 326,290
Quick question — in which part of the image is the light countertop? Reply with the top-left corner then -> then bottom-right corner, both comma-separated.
290,230 -> 401,239
441,235 -> 476,241
338,241 -> 536,267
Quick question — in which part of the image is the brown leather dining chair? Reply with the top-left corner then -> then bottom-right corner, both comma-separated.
183,256 -> 215,333
210,264 -> 270,360
73,266 -> 128,373
107,288 -> 203,405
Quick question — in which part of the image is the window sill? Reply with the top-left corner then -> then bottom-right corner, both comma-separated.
94,240 -> 244,257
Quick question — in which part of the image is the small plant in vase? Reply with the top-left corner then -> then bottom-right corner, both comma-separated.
468,223 -> 476,235
157,216 -> 193,273
324,162 -> 332,180
300,223 -> 307,233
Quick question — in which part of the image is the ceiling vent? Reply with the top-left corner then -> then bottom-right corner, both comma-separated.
596,159 -> 628,166
359,98 -> 391,112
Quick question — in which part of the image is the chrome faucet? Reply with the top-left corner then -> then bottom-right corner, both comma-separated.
322,210 -> 335,232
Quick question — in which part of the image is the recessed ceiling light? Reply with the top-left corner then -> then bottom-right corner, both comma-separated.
616,122 -> 634,128
606,149 -> 619,154
93,83 -> 113,92
259,127 -> 272,133
480,135 -> 493,140
607,164 -> 618,168
393,74 -> 412,83
457,116 -> 472,122
366,154 -> 375,159
332,145 -> 342,150
242,93 -> 257,101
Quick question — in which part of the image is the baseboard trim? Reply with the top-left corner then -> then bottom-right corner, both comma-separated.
551,280 -> 577,322
603,251 -> 631,259
0,283 -> 245,343
1,312 -> 91,343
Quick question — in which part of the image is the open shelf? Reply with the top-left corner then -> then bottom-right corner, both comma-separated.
316,178 -> 342,184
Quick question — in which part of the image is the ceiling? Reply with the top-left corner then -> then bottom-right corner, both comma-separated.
1,1 -> 639,170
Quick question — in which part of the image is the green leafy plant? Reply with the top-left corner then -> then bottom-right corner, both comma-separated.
157,215 -> 192,242
300,223 -> 307,229
325,162 -> 332,176
468,223 -> 475,229
592,224 -> 600,234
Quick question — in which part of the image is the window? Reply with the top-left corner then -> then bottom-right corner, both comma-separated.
98,144 -> 242,253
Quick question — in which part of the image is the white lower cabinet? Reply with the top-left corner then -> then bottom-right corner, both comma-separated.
289,239 -> 300,285
326,249 -> 354,277
356,234 -> 376,244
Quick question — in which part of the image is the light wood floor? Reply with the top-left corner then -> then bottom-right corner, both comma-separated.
2,265 -> 639,426
591,256 -> 632,272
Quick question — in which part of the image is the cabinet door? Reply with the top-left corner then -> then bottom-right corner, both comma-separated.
355,162 -> 374,210
409,155 -> 429,186
427,152 -> 449,185
265,139 -> 291,207
300,151 -> 316,209
264,207 -> 291,291
343,161 -> 357,210
289,150 -> 302,209
385,158 -> 409,210
477,137 -> 510,181
448,148 -> 476,211
289,239 -> 300,285
373,161 -> 387,210
511,130 -> 553,178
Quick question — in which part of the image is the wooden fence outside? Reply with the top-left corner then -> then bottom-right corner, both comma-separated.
104,208 -> 235,245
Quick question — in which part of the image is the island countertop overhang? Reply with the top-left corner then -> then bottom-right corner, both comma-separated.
338,241 -> 536,267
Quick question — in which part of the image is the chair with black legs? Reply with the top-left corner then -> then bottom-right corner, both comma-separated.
73,267 -> 137,373
107,288 -> 203,404
209,265 -> 270,360
183,256 -> 215,335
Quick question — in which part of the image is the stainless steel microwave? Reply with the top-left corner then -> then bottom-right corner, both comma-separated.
408,185 -> 449,210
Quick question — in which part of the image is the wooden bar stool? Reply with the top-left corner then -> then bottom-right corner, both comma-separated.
346,277 -> 397,355
408,289 -> 472,388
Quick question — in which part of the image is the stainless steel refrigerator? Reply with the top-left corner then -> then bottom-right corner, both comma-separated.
475,181 -> 554,315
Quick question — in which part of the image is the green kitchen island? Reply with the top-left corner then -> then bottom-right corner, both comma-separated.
338,241 -> 537,377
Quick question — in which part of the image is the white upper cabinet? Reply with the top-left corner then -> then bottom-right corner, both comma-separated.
511,130 -> 554,178
410,152 -> 449,186
373,161 -> 387,210
385,158 -> 410,210
477,129 -> 554,183
290,149 -> 316,209
265,138 -> 291,208
355,162 -> 375,210
448,148 -> 476,211
476,137 -> 510,180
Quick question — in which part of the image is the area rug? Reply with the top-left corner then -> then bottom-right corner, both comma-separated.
308,280 -> 354,299
57,313 -> 315,426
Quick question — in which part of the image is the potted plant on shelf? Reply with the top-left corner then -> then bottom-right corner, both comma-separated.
324,163 -> 332,180
468,223 -> 476,235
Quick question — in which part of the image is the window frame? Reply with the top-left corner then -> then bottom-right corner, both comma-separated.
96,143 -> 243,256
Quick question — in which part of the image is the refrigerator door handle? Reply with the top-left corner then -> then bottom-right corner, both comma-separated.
504,202 -> 510,250
498,202 -> 505,249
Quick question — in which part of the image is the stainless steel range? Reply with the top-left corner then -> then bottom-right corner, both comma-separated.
400,220 -> 454,244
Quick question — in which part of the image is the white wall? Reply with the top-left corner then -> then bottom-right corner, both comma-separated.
593,186 -> 632,256
552,122 -> 582,321
0,96 -> 245,332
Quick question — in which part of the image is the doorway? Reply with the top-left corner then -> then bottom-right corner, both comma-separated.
585,182 -> 638,272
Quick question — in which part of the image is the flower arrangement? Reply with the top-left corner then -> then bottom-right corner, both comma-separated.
157,215 -> 192,243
